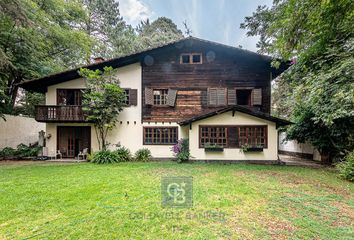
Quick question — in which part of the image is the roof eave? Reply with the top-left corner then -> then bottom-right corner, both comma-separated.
178,106 -> 292,128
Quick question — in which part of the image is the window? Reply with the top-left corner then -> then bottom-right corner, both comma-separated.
200,126 -> 228,147
180,53 -> 202,64
57,89 -> 82,105
181,54 -> 190,64
122,89 -> 137,106
124,89 -> 130,105
153,89 -> 168,105
199,125 -> 267,148
236,89 -> 252,106
143,127 -> 178,145
192,54 -> 201,63
238,126 -> 267,147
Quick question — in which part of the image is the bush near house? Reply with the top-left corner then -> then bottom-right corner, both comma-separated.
90,146 -> 133,164
0,144 -> 41,160
134,148 -> 152,162
113,147 -> 132,162
90,150 -> 120,164
337,151 -> 354,182
171,138 -> 190,163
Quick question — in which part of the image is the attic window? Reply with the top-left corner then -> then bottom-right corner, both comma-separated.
236,89 -> 252,106
180,53 -> 202,64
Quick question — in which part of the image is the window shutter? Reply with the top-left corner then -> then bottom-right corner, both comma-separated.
227,89 -> 236,105
252,88 -> 262,106
217,88 -> 227,106
129,89 -> 137,106
166,89 -> 177,107
144,88 -> 153,105
208,88 -> 217,105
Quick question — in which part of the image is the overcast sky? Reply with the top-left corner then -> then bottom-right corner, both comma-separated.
119,0 -> 272,52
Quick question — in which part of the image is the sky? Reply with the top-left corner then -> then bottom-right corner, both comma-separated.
119,0 -> 273,52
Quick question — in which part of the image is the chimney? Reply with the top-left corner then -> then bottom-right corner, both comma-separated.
93,57 -> 105,64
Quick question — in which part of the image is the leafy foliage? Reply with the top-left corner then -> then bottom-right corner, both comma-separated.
79,67 -> 126,150
171,139 -> 190,163
0,147 -> 16,158
13,90 -> 45,117
336,151 -> 354,182
80,0 -> 138,60
242,0 -> 354,161
0,1 -> 184,117
0,0 -> 92,111
0,144 -> 41,159
136,17 -> 184,49
134,148 -> 152,162
90,150 -> 119,164
113,147 -> 132,162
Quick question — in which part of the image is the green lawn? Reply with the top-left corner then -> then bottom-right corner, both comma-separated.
0,162 -> 353,240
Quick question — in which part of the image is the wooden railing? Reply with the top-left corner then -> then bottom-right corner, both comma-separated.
35,105 -> 86,122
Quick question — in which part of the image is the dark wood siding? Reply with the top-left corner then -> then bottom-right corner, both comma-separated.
142,43 -> 272,122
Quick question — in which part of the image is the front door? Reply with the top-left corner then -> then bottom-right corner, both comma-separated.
57,127 -> 90,158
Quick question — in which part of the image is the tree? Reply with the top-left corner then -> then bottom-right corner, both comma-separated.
80,0 -> 136,60
0,0 -> 92,111
136,17 -> 184,49
241,0 -> 354,162
13,90 -> 45,117
79,67 -> 126,150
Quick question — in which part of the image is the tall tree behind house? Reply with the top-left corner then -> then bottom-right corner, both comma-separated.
241,0 -> 354,161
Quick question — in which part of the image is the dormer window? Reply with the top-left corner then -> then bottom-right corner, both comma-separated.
180,53 -> 202,64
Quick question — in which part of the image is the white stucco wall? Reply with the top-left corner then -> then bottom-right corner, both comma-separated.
278,132 -> 321,161
188,111 -> 279,161
44,63 -> 184,158
0,114 -> 45,149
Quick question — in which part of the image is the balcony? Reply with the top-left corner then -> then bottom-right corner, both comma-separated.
35,105 -> 87,122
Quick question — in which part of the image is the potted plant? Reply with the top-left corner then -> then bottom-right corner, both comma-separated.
204,143 -> 224,152
240,144 -> 264,153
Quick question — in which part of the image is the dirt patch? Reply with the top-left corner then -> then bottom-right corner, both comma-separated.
330,202 -> 354,227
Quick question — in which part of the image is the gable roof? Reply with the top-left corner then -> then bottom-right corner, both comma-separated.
178,105 -> 292,128
18,36 -> 289,93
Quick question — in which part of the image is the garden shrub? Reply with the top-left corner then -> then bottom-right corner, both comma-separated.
0,147 -> 16,159
337,151 -> 354,182
171,138 -> 190,163
91,150 -> 119,164
113,147 -> 132,162
15,144 -> 41,158
134,148 -> 152,162
0,144 -> 41,159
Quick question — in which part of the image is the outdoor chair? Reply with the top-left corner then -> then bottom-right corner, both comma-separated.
77,148 -> 88,160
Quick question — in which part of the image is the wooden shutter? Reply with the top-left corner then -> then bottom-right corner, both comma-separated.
217,88 -> 227,106
144,88 -> 153,105
129,89 -> 137,106
252,88 -> 262,106
166,89 -> 177,107
227,89 -> 236,105
208,88 -> 217,105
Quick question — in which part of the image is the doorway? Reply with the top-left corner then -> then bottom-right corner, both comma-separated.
57,126 -> 91,158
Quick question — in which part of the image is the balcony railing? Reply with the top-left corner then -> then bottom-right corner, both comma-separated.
35,105 -> 86,122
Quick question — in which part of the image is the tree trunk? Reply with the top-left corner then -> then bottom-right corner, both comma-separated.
320,149 -> 332,165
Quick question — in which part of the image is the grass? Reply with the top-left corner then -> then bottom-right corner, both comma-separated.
0,162 -> 353,239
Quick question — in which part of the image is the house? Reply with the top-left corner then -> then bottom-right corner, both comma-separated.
18,37 -> 291,161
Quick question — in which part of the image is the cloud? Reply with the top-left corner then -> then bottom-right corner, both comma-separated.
119,0 -> 153,26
